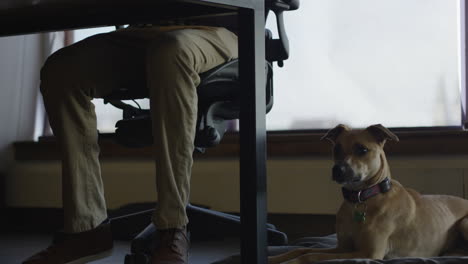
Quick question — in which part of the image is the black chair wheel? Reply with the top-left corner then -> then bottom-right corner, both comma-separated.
124,253 -> 150,264
196,126 -> 220,147
205,126 -> 220,142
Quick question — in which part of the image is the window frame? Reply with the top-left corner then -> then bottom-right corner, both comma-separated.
461,0 -> 468,128
14,127 -> 468,161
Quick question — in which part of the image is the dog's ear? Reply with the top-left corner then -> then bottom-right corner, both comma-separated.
321,124 -> 349,144
366,124 -> 399,144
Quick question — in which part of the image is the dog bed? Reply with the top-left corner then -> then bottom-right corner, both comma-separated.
212,234 -> 468,264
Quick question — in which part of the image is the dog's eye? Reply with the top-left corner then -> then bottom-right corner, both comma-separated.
354,144 -> 369,156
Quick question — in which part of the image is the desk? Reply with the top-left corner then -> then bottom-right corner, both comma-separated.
0,0 -> 268,263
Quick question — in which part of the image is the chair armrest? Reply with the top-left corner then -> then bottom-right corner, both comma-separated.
265,0 -> 300,66
266,0 -> 299,11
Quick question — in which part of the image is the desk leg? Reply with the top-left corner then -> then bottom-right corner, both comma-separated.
238,4 -> 267,264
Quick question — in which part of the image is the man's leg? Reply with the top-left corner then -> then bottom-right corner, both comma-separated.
146,27 -> 238,263
24,31 -> 147,264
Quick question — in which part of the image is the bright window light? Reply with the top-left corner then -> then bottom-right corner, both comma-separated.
266,0 -> 461,130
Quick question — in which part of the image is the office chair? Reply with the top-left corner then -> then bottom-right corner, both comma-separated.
102,1 -> 300,263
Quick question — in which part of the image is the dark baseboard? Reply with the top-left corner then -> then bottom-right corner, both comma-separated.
0,204 -> 154,240
1,203 -> 336,243
0,172 -> 5,208
1,207 -> 65,233
267,214 -> 336,242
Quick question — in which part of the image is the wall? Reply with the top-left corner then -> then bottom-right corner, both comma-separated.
6,155 -> 468,214
0,34 -> 45,208
0,33 -> 65,208
0,35 -> 41,171
0,32 -> 64,171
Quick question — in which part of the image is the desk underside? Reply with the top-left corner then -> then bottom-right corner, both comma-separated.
0,0 -> 239,36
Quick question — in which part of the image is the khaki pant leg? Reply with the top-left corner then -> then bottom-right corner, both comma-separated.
41,27 -> 238,232
40,32 -> 147,233
147,28 -> 238,229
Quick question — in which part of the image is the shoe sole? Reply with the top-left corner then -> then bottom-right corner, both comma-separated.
65,248 -> 114,264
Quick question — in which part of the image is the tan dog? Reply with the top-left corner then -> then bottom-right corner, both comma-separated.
269,124 -> 468,264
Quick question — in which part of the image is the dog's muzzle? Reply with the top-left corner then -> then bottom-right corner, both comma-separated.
332,162 -> 358,184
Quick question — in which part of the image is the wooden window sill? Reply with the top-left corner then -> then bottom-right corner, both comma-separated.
13,130 -> 468,161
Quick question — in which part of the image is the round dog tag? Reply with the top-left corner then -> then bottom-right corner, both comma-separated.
353,203 -> 367,223
353,211 -> 366,223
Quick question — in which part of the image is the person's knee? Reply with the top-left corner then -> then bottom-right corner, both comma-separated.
148,31 -> 193,65
40,47 -> 78,96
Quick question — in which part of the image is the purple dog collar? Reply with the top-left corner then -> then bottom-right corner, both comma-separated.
342,178 -> 392,203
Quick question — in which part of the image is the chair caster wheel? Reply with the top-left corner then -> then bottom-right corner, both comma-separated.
124,253 -> 150,264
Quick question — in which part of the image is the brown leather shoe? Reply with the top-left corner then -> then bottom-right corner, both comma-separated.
151,227 -> 189,264
22,220 -> 113,264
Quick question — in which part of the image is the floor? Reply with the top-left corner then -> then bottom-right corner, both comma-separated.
1,207 -> 335,264
0,232 -> 240,264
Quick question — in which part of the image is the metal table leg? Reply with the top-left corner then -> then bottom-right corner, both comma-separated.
238,2 -> 267,263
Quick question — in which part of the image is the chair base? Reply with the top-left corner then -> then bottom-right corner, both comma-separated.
116,204 -> 288,263
125,252 -> 150,264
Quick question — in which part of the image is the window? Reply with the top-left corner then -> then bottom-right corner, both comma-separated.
73,0 -> 463,133
266,0 -> 462,130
